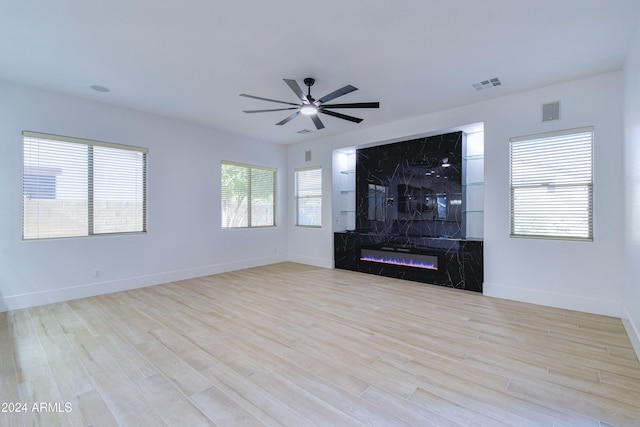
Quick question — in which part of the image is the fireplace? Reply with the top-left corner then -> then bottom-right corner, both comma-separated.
334,233 -> 483,292
360,248 -> 438,270
333,130 -> 483,292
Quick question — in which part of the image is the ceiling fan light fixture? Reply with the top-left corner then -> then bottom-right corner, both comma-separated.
300,105 -> 318,115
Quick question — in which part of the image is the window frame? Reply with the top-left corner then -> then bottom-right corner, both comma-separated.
509,126 -> 594,241
220,161 -> 276,229
295,166 -> 322,228
22,130 -> 148,240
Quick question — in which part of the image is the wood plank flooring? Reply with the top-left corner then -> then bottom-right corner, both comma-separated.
1,262 -> 639,426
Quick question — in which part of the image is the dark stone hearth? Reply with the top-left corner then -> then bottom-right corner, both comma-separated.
334,232 -> 483,292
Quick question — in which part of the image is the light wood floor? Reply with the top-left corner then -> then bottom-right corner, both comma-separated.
1,262 -> 639,426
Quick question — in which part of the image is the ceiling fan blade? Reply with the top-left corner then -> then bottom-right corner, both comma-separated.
243,107 -> 299,113
319,109 -> 363,123
310,114 -> 325,130
283,79 -> 306,102
317,85 -> 357,104
321,102 -> 380,109
240,93 -> 300,106
276,111 -> 300,126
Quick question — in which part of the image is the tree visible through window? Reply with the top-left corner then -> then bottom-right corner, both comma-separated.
221,161 -> 275,228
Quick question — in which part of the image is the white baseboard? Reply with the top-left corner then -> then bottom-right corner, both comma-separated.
1,255 -> 285,312
622,305 -> 640,363
483,282 -> 623,318
286,254 -> 333,269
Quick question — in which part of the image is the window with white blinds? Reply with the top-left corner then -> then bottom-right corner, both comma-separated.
295,167 -> 322,227
221,161 -> 275,228
23,131 -> 147,240
509,127 -> 593,240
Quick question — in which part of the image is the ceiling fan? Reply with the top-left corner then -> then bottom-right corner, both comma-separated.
240,78 -> 380,130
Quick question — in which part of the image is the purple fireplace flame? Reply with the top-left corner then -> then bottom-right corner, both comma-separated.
360,249 -> 438,270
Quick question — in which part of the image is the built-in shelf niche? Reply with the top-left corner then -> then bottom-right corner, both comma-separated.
463,130 -> 484,239
334,151 -> 356,231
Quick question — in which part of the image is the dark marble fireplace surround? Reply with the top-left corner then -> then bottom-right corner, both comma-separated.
334,131 -> 483,292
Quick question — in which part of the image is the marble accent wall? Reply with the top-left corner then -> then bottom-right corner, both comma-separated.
334,131 -> 483,292
356,131 -> 463,238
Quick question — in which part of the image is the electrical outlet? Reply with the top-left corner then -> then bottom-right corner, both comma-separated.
94,269 -> 101,278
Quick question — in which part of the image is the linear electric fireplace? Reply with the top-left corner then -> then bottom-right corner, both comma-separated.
360,248 -> 438,270
334,233 -> 483,292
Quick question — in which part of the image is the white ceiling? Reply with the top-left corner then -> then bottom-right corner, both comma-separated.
1,1 -> 639,144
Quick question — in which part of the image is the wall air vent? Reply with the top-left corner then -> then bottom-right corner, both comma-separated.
542,101 -> 560,121
472,77 -> 502,91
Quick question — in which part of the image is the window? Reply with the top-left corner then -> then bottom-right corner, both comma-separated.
221,161 -> 275,228
23,131 -> 147,240
295,167 -> 322,227
509,127 -> 593,240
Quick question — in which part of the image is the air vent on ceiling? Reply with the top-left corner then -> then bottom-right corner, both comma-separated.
472,77 -> 502,91
297,129 -> 312,134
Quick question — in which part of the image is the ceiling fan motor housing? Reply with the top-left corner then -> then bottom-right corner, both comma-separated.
304,78 -> 316,103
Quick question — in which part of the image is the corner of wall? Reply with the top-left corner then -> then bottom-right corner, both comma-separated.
623,20 -> 640,364
622,304 -> 640,363
483,281 -> 624,318
286,253 -> 333,269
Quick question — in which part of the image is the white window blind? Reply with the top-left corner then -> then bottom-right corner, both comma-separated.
23,131 -> 147,240
221,161 -> 275,228
250,167 -> 275,227
509,127 -> 593,240
93,145 -> 147,234
295,167 -> 322,227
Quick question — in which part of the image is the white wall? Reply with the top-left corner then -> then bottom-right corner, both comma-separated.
623,26 -> 640,356
287,71 -> 625,317
1,70 -> 629,322
286,147 -> 336,268
0,81 -> 288,311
